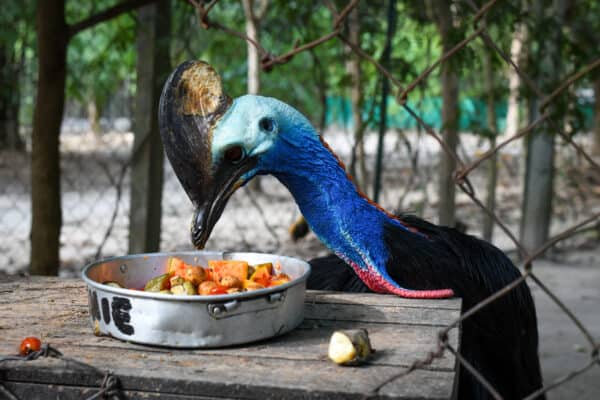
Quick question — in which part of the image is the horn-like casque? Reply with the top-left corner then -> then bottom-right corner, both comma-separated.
158,61 -> 232,207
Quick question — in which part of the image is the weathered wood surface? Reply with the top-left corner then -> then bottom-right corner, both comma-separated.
0,277 -> 461,399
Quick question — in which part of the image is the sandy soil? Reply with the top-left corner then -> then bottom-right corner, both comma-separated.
533,257 -> 600,399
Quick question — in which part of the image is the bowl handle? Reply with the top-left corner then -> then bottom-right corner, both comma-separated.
207,290 -> 286,319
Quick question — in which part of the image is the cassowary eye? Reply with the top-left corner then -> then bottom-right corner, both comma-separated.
223,145 -> 245,164
258,117 -> 276,133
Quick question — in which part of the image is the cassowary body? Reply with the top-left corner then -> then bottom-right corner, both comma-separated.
158,61 -> 544,399
309,217 -> 542,399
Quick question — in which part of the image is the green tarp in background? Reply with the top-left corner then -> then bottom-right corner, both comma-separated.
325,96 -> 595,134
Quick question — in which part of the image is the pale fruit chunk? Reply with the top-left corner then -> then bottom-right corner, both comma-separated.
328,329 -> 374,365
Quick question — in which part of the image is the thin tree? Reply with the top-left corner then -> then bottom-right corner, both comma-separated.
482,48 -> 498,241
504,18 -> 527,140
345,4 -> 368,190
0,2 -> 32,151
241,0 -> 268,95
595,77 -> 600,156
519,0 -> 566,252
242,0 -> 268,193
430,0 -> 461,227
373,0 -> 398,203
31,0 -> 157,275
128,0 -> 171,254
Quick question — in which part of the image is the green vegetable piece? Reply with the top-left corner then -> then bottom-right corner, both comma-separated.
170,285 -> 184,295
170,275 -> 184,287
144,273 -> 170,292
183,281 -> 196,294
159,290 -> 172,295
171,281 -> 196,295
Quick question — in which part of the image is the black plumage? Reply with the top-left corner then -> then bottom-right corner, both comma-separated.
156,62 -> 543,399
309,214 -> 544,400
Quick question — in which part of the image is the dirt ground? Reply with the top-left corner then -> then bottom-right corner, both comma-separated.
532,256 -> 600,399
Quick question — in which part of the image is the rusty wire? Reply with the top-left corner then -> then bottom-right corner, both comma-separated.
186,0 -> 600,398
446,344 -> 503,400
0,344 -> 122,400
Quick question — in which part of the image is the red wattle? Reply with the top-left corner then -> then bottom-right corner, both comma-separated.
351,261 -> 455,299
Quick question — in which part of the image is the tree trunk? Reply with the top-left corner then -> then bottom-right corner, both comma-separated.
308,49 -> 328,132
345,5 -> 366,190
87,98 -> 101,136
0,43 -> 24,150
504,23 -> 527,139
30,0 -> 67,275
242,0 -> 267,193
593,77 -> 600,156
128,0 -> 170,254
373,0 -> 397,203
482,50 -> 498,242
29,0 -> 161,274
520,0 -> 565,252
434,0 -> 459,227
242,0 -> 263,95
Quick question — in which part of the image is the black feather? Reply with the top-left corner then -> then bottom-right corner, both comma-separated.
308,214 -> 544,400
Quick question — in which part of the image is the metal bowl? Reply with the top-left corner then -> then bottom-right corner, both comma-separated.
81,251 -> 311,348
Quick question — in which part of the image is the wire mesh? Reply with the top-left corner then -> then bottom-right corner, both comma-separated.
186,0 -> 600,398
0,0 -> 598,398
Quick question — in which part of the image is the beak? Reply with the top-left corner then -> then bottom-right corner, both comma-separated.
158,60 -> 254,249
190,156 -> 256,248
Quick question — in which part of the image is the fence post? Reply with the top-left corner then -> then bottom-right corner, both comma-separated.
128,0 -> 170,254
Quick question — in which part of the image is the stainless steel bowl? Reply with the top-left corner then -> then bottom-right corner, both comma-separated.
81,251 -> 310,348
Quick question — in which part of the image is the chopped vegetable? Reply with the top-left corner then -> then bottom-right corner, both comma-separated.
269,273 -> 291,287
243,279 -> 265,291
138,257 -> 293,296
184,266 -> 206,286
167,257 -> 186,276
171,281 -> 196,295
253,263 -> 274,274
250,263 -> 273,286
198,281 -> 228,295
144,273 -> 170,292
219,275 -> 242,289
209,260 -> 249,282
210,286 -> 228,295
198,281 -> 217,295
169,275 -> 184,287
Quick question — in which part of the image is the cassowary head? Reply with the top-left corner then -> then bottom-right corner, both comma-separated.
159,60 -> 320,248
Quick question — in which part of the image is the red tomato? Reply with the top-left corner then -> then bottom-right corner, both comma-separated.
19,337 -> 41,356
209,285 -> 228,295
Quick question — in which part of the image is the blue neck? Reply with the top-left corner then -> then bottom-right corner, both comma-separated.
268,135 -> 410,271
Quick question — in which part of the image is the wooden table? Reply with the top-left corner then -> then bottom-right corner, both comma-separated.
0,277 -> 461,399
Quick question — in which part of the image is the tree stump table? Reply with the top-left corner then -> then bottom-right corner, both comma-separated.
0,276 -> 461,399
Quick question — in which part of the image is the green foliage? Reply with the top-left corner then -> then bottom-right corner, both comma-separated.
0,0 -> 36,126
2,0 -> 597,135
66,0 -> 137,115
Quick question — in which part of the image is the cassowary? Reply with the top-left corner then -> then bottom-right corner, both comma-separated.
158,61 -> 544,399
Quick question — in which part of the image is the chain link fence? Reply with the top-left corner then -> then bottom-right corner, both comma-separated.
1,0 -> 599,398
188,0 -> 599,398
